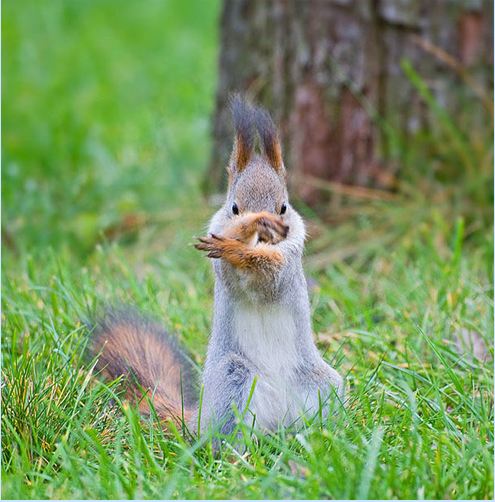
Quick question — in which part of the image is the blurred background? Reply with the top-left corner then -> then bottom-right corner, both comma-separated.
4,0 -> 218,257
2,2 -> 494,498
3,0 -> 492,266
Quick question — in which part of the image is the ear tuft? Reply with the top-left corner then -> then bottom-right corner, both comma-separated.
254,105 -> 284,172
229,94 -> 255,172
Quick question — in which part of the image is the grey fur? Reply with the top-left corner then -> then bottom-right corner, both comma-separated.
198,103 -> 344,435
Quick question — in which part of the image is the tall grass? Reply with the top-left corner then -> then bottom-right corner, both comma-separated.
2,232 -> 492,498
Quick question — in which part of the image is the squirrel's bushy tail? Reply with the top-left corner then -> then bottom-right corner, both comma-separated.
90,308 -> 197,425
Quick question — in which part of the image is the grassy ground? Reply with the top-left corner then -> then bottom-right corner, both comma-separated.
2,0 -> 493,499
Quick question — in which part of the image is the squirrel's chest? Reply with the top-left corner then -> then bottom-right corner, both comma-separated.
233,303 -> 298,373
233,303 -> 301,428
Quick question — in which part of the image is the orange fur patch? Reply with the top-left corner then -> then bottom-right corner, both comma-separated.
196,235 -> 284,273
93,321 -> 192,426
223,212 -> 288,244
267,139 -> 283,172
233,135 -> 251,171
228,242 -> 284,272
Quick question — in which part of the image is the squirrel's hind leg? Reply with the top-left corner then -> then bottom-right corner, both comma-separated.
292,364 -> 344,423
200,353 -> 256,438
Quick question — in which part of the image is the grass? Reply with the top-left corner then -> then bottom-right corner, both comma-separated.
2,0 -> 493,499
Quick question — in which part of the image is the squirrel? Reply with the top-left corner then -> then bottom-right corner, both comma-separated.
91,95 -> 343,438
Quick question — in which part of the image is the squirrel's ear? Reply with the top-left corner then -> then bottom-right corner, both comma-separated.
254,105 -> 284,174
228,94 -> 255,174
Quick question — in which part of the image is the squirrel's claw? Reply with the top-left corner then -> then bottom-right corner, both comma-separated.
195,234 -> 226,259
209,233 -> 225,241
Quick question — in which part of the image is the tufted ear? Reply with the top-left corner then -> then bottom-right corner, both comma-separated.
228,94 -> 255,174
254,105 -> 284,173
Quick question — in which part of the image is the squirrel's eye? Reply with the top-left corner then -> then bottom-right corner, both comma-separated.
232,203 -> 239,215
280,203 -> 287,215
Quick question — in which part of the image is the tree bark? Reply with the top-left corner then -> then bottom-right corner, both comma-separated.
207,0 -> 492,204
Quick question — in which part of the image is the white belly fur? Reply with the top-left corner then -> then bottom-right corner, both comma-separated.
233,302 -> 303,430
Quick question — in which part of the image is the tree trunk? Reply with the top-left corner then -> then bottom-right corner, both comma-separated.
207,0 -> 492,204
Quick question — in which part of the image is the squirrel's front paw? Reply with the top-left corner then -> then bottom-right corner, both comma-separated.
195,234 -> 230,259
255,214 -> 289,244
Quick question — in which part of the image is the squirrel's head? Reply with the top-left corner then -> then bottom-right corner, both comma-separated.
225,95 -> 288,217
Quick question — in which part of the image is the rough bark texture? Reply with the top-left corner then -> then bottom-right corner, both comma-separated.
207,0 -> 492,204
